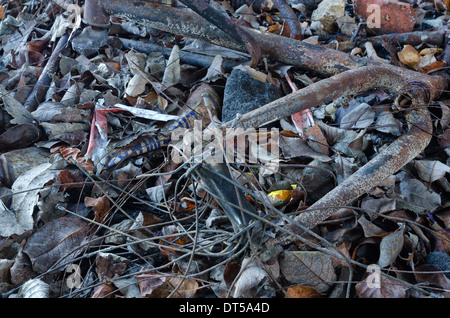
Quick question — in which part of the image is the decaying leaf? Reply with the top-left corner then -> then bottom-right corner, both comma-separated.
414,264 -> 450,290
23,217 -> 89,274
339,103 -> 375,130
1,163 -> 58,237
377,225 -> 405,268
397,171 -> 441,213
414,160 -> 450,183
280,251 -> 337,293
233,257 -> 268,297
85,195 -> 111,223
12,278 -> 50,298
285,285 -> 323,298
59,146 -> 94,172
95,252 -> 129,282
137,271 -> 198,298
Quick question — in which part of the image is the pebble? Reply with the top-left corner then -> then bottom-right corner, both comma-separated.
222,69 -> 282,123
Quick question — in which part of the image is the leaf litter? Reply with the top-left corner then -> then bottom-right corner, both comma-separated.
0,0 -> 448,300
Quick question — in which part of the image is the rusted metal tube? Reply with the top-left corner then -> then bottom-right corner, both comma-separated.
370,30 -> 446,48
23,33 -> 69,112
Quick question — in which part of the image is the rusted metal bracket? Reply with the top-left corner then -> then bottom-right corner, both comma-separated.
77,0 -> 448,233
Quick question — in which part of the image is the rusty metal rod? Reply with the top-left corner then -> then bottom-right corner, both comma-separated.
23,33 -> 69,112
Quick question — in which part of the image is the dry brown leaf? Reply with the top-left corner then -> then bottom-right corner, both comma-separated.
57,170 -> 84,191
91,283 -> 118,298
59,146 -> 94,172
85,195 -> 111,223
304,124 -> 330,156
286,285 -> 323,298
280,251 -> 337,293
398,45 -> 420,69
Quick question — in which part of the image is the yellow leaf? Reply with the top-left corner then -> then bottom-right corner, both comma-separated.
397,45 -> 420,69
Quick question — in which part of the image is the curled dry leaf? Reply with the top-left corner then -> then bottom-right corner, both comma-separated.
91,283 -> 118,298
280,251 -> 337,293
398,45 -> 420,69
13,278 -> 50,298
85,195 -> 111,223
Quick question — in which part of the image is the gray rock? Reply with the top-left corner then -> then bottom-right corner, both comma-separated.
72,26 -> 109,57
222,69 -> 282,123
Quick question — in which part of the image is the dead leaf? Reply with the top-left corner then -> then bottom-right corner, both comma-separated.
0,163 -> 58,237
59,146 -> 94,172
85,195 -> 111,223
125,74 -> 147,97
339,103 -> 375,130
358,215 -> 385,237
95,252 -> 128,282
398,45 -> 420,69
377,225 -> 405,268
233,258 -> 268,297
162,45 -> 181,87
414,160 -> 450,183
137,271 -> 198,298
286,285 -> 323,298
280,251 -> 337,293
303,124 -> 330,156
23,217 -> 89,274
0,124 -> 41,151
91,283 -> 118,298
397,171 -> 441,213
13,278 -> 49,298
414,264 -> 450,290
57,170 -> 84,191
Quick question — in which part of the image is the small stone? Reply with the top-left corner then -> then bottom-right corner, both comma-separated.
311,0 -> 345,32
222,69 -> 282,123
